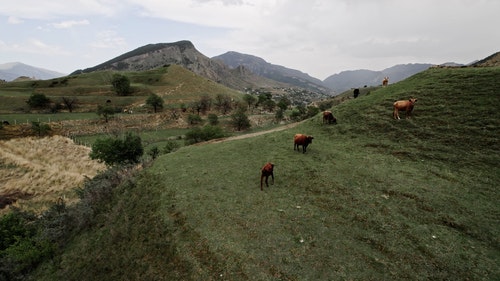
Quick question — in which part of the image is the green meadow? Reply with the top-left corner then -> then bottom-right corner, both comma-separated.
32,67 -> 499,280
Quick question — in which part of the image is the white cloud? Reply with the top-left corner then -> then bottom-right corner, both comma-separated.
128,0 -> 272,28
7,16 -> 24,24
89,30 -> 127,49
1,0 -> 499,78
50,19 -> 90,29
0,0 -> 119,19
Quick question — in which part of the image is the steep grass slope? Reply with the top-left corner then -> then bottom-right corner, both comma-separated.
35,67 -> 499,280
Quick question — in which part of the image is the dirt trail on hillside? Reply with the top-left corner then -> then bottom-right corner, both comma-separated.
196,121 -> 303,146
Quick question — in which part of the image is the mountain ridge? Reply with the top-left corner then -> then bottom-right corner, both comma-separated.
70,40 -> 288,92
323,63 -> 433,93
0,62 -> 66,81
212,51 -> 332,94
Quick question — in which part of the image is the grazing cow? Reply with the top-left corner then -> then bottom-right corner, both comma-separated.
393,98 -> 417,119
353,88 -> 360,98
322,111 -> 337,124
294,134 -> 314,153
260,162 -> 274,191
382,77 -> 389,86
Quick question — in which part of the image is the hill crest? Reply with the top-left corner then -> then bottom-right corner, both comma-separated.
71,41 -> 288,92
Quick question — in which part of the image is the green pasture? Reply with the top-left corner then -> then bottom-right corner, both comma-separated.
34,67 -> 499,280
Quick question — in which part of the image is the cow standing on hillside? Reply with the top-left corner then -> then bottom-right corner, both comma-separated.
393,98 -> 417,119
322,111 -> 337,124
260,162 -> 274,191
382,77 -> 389,86
294,134 -> 314,153
353,88 -> 360,98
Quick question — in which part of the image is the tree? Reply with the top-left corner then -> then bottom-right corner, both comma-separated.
146,93 -> 164,113
275,108 -> 284,122
257,92 -> 272,107
90,132 -> 144,166
97,104 -> 115,122
243,94 -> 257,110
199,95 -> 212,114
214,94 -> 232,114
230,109 -> 251,131
277,97 -> 291,111
27,93 -> 50,110
61,97 -> 78,112
263,99 -> 276,112
111,74 -> 131,96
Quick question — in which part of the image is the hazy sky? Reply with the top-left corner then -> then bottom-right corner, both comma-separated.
1,0 -> 498,79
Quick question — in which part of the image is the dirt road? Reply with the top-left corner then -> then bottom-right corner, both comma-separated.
196,121 -> 302,145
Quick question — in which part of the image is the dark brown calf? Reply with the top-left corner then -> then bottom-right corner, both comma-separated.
322,111 -> 337,124
260,162 -> 274,191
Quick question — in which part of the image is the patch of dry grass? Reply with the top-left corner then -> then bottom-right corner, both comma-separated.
0,135 -> 106,213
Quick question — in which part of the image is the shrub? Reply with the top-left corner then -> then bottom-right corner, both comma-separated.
111,74 -> 131,96
230,109 -> 251,131
0,210 -> 54,280
188,114 -> 203,125
26,93 -> 50,110
208,113 -> 219,125
31,121 -> 51,137
163,141 -> 180,154
148,146 -> 160,160
185,125 -> 225,145
90,132 -> 144,166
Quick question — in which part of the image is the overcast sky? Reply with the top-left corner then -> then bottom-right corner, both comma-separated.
1,0 -> 498,80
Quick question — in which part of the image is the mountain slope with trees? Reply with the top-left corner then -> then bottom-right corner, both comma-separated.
212,51 -> 333,95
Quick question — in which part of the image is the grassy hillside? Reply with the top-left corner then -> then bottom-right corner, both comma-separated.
33,67 -> 499,280
0,65 -> 243,114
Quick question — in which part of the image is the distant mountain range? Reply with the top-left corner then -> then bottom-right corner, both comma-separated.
323,63 -> 434,93
3,41 -> 496,97
0,62 -> 66,81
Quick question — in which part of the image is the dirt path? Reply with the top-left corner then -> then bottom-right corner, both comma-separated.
196,121 -> 302,145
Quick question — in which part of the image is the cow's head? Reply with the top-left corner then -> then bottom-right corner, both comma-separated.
409,98 -> 417,104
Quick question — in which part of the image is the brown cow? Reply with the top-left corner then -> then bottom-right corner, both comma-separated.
294,134 -> 314,153
260,162 -> 274,191
382,77 -> 389,86
393,98 -> 417,119
322,111 -> 337,124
